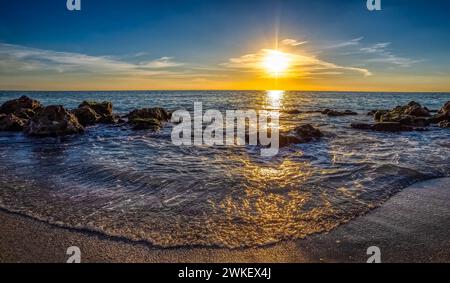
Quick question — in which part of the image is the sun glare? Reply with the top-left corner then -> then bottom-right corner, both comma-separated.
263,50 -> 290,77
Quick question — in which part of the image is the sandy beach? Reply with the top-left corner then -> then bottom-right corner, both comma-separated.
1,177 -> 449,263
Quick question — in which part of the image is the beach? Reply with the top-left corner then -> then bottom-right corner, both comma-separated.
1,177 -> 449,263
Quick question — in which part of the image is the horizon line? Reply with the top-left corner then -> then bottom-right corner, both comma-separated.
2,89 -> 450,94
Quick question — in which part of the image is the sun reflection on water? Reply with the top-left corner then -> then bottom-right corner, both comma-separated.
266,90 -> 285,110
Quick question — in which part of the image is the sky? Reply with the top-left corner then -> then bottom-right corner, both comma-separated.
0,0 -> 450,91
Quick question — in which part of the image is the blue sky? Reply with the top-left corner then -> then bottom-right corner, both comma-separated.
1,0 -> 450,91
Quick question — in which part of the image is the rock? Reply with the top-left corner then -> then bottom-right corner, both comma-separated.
322,109 -> 357,116
279,124 -> 323,147
0,96 -> 43,122
78,101 -> 116,124
350,123 -> 372,130
129,118 -> 162,131
79,101 -> 112,117
0,114 -> 27,131
370,122 -> 414,132
438,101 -> 450,114
404,104 -> 430,117
427,112 -> 449,124
439,120 -> 450,128
72,106 -> 100,126
0,95 -> 43,115
25,105 -> 84,137
374,110 -> 389,121
127,107 -> 171,122
285,109 -> 302,114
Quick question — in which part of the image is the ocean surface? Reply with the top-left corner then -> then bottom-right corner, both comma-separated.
1,90 -> 450,248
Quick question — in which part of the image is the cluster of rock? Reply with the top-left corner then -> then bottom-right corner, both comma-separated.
322,109 -> 358,116
352,101 -> 450,132
279,124 -> 324,147
0,96 -> 171,137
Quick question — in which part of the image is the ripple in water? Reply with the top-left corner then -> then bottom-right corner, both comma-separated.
0,91 -> 450,248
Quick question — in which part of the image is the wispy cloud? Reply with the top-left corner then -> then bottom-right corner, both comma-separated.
281,39 -> 308,47
223,48 -> 372,77
0,43 -> 186,76
325,37 -> 364,49
359,42 -> 421,67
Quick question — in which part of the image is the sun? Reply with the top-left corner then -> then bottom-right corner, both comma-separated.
263,50 -> 290,77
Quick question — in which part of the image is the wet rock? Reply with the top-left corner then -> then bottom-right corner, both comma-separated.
0,113 -> 27,131
370,122 -> 414,132
279,124 -> 323,147
374,102 -> 431,127
78,101 -> 116,124
438,101 -> 450,114
127,107 -> 171,122
322,109 -> 358,116
79,101 -> 112,116
25,105 -> 84,137
439,120 -> 450,128
129,118 -> 162,131
373,110 -> 389,121
285,109 -> 302,114
350,123 -> 372,130
0,96 -> 43,121
72,106 -> 100,126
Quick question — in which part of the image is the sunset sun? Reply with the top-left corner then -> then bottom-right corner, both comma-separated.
263,50 -> 290,77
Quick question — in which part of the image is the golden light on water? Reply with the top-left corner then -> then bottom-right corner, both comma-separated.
266,90 -> 284,109
263,50 -> 290,77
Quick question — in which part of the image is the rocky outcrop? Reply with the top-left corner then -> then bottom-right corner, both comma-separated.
351,122 -> 419,132
25,105 -> 84,137
370,122 -> 414,132
0,95 -> 43,120
129,118 -> 162,130
439,120 -> 450,128
0,114 -> 27,131
72,106 -> 100,126
279,124 -> 323,147
78,101 -> 116,124
373,101 -> 431,127
322,109 -> 358,116
126,107 -> 171,131
127,107 -> 171,122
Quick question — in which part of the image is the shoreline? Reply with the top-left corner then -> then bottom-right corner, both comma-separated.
1,178 -> 450,263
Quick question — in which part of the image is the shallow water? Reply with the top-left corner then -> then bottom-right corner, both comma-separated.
1,91 -> 450,248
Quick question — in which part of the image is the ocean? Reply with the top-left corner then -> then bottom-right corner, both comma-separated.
1,90 -> 450,248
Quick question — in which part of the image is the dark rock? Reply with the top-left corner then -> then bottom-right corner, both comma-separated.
79,101 -> 112,117
322,109 -> 357,116
427,112 -> 449,124
279,124 -> 323,147
0,113 -> 27,131
25,105 -> 84,137
0,95 -> 43,115
78,101 -> 117,124
438,101 -> 450,114
127,107 -> 171,122
374,110 -> 389,121
370,122 -> 414,132
350,123 -> 372,130
439,120 -> 450,128
129,118 -> 162,131
0,96 -> 42,122
72,106 -> 100,126
285,109 -> 302,114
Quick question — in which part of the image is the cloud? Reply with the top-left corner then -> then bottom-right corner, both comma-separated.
139,57 -> 184,68
359,42 -> 420,67
223,48 -> 372,77
281,39 -> 308,47
360,42 -> 391,53
0,43 -> 185,76
325,37 -> 364,49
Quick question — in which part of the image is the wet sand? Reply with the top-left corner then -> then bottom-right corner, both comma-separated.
1,178 -> 450,263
